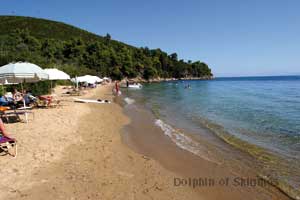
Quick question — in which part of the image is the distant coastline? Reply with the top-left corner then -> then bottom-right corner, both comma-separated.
215,75 -> 300,79
125,76 -> 214,83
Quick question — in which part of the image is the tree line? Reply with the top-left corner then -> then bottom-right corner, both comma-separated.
0,29 -> 212,80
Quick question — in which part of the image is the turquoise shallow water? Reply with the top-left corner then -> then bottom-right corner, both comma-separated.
123,76 -> 300,199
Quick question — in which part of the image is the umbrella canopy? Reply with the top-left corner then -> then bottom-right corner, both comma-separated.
93,76 -> 103,83
0,62 -> 48,123
71,75 -> 102,84
0,79 -> 18,85
44,68 -> 70,80
0,62 -> 48,84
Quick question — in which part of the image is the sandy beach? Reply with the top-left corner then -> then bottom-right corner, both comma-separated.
0,85 -> 201,200
0,84 -> 292,200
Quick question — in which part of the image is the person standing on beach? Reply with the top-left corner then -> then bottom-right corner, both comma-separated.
115,81 -> 120,95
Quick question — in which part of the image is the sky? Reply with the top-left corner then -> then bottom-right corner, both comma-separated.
0,0 -> 300,77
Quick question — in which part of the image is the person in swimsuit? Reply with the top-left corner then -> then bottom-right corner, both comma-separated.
0,118 -> 10,137
115,81 -> 120,94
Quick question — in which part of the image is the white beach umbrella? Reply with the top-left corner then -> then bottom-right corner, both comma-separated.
1,79 -> 18,85
0,62 -> 49,122
71,75 -> 101,84
44,68 -> 70,80
0,62 -> 48,84
71,76 -> 87,83
83,75 -> 97,84
44,68 -> 71,92
103,77 -> 110,80
71,76 -> 88,84
92,76 -> 103,83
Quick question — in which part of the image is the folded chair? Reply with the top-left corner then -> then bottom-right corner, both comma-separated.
0,136 -> 17,157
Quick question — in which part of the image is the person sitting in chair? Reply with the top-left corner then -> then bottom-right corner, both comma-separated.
0,118 -> 10,138
0,96 -> 9,106
23,90 -> 37,106
0,118 -> 17,157
0,93 -> 16,107
12,89 -> 24,105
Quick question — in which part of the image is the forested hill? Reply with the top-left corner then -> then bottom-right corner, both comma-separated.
0,16 -> 213,80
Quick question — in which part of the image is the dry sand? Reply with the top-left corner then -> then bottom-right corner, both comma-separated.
0,85 -> 201,200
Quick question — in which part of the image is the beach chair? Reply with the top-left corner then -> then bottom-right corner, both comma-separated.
0,136 -> 17,157
0,106 -> 19,123
0,106 -> 34,123
35,95 -> 61,108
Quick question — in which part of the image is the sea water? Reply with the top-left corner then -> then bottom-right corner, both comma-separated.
123,76 -> 300,199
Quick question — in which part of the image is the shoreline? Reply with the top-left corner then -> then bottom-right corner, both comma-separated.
120,100 -> 292,200
120,79 -> 300,200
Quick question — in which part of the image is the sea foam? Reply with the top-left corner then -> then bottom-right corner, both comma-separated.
154,119 -> 219,164
124,97 -> 135,105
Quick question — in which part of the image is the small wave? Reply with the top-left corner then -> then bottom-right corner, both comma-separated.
154,119 -> 220,164
124,97 -> 135,105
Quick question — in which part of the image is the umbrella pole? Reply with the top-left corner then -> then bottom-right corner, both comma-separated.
21,82 -> 28,123
21,82 -> 23,93
76,76 -> 78,91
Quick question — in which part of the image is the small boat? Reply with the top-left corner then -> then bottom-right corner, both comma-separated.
128,83 -> 142,89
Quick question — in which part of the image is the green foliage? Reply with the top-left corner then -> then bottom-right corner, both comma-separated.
0,16 -> 213,81
143,67 -> 157,79
0,86 -> 4,96
4,81 -> 51,96
111,67 -> 123,80
26,81 -> 52,96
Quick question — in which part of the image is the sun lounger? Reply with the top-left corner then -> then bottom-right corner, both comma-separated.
0,136 -> 17,157
0,106 -> 34,123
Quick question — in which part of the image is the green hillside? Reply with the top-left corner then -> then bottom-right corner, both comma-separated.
0,16 -> 103,41
0,16 -> 213,80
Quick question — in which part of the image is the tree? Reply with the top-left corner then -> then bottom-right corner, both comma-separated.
104,33 -> 111,45
169,53 -> 178,61
111,67 -> 123,80
143,67 -> 157,80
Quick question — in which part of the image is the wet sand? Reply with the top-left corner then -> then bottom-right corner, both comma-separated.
122,101 -> 292,200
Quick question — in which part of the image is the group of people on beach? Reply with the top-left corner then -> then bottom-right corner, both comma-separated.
0,89 -> 36,107
0,81 -> 112,157
0,89 -> 36,144
0,88 -> 58,155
